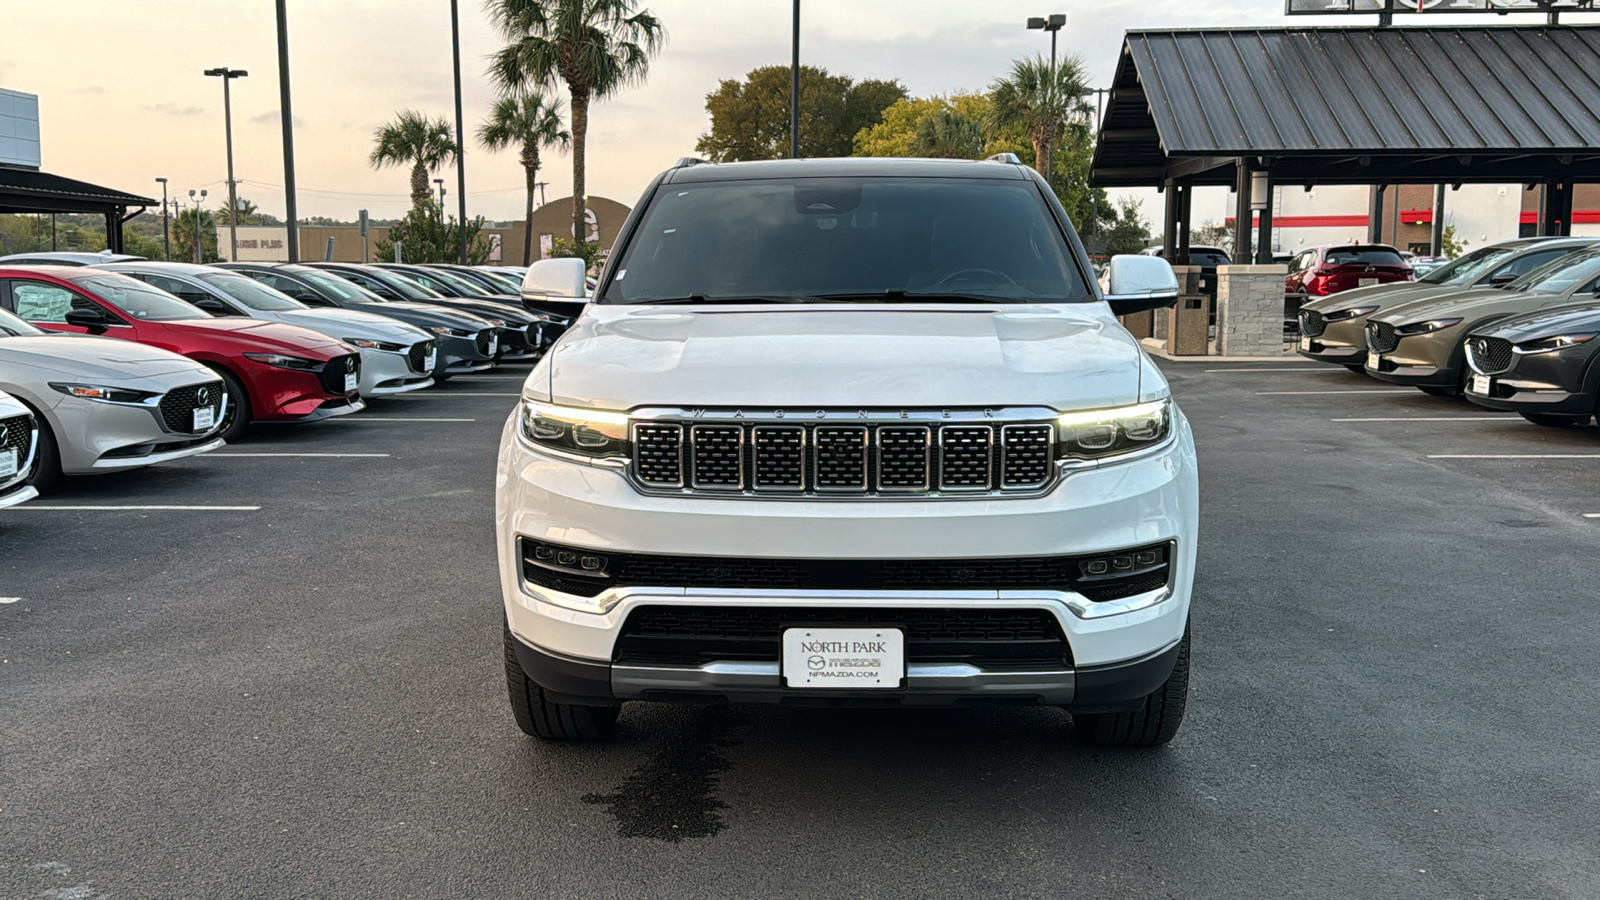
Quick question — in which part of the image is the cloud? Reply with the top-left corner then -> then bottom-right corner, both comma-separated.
75,85 -> 108,95
249,109 -> 305,127
146,102 -> 205,117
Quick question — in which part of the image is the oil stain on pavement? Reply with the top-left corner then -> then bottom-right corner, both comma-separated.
582,707 -> 744,841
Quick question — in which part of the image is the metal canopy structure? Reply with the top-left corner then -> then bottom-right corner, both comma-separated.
0,166 -> 155,252
1091,26 -> 1600,262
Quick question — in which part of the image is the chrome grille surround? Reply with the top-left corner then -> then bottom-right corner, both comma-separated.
1467,336 -> 1515,375
629,407 -> 1068,499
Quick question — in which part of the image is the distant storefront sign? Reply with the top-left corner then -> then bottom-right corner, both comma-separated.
539,233 -> 553,260
489,233 -> 502,262
222,226 -> 292,261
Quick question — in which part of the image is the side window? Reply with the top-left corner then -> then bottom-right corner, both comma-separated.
141,274 -> 213,305
260,274 -> 325,305
1498,249 -> 1569,280
12,281 -> 80,323
341,271 -> 394,298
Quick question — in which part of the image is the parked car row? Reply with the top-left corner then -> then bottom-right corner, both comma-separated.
0,256 -> 585,504
1298,236 -> 1600,425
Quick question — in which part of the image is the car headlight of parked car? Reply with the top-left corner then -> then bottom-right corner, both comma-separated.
1056,398 -> 1172,461
48,382 -> 161,406
1322,305 -> 1380,321
243,352 -> 322,370
1394,318 -> 1463,336
1514,333 -> 1597,354
519,400 -> 630,460
342,338 -> 407,352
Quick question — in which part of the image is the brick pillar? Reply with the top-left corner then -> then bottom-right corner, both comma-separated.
1216,264 -> 1289,357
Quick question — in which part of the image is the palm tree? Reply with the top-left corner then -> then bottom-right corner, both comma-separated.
486,0 -> 664,243
215,195 -> 260,226
369,110 -> 461,209
478,89 -> 571,265
909,106 -> 985,159
989,54 -> 1090,175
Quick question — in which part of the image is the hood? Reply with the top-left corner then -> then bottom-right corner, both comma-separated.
1470,301 -> 1600,341
270,308 -> 430,342
0,334 -> 208,380
546,304 -> 1151,411
425,297 -> 533,325
358,300 -> 492,330
1372,287 -> 1556,326
153,318 -> 346,353
1302,281 -> 1459,313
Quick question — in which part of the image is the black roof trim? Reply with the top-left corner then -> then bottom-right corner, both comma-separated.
664,157 -> 1029,182
0,166 -> 156,214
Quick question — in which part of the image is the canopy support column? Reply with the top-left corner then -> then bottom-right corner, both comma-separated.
1539,179 -> 1573,237
1233,161 -> 1253,266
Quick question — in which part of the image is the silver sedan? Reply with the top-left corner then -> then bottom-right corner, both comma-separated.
0,388 -> 39,509
0,306 -> 226,491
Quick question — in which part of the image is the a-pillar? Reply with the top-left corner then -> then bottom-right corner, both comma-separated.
1540,179 -> 1573,236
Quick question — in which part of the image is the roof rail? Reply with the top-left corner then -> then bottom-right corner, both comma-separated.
984,152 -> 1022,164
674,156 -> 709,168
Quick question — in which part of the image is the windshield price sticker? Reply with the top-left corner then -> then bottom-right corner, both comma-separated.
0,449 -> 16,479
192,407 -> 216,432
782,627 -> 905,689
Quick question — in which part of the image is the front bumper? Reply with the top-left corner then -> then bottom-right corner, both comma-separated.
50,396 -> 225,474
0,482 -> 37,510
1464,345 -> 1600,415
496,409 -> 1200,707
436,334 -> 495,375
358,347 -> 434,396
1296,314 -> 1370,365
1366,330 -> 1462,388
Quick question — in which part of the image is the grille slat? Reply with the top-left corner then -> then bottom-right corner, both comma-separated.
1469,336 -> 1515,375
690,425 -> 743,489
939,426 -> 993,491
1001,425 -> 1052,488
635,424 -> 684,486
752,426 -> 805,490
158,381 -> 225,434
877,426 -> 931,491
814,426 -> 869,491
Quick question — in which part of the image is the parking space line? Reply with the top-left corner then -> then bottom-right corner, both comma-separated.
0,597 -> 20,604
206,452 -> 392,458
336,417 -> 476,422
1428,454 -> 1600,459
17,505 -> 262,511
1331,416 -> 1519,422
1258,389 -> 1411,395
1205,367 -> 1341,373
1584,514 -> 1600,519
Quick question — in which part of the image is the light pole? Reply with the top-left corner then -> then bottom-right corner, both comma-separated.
204,67 -> 248,262
188,189 -> 208,263
790,0 -> 801,159
449,0 -> 468,263
275,0 -> 300,262
155,177 -> 170,260
1026,14 -> 1066,185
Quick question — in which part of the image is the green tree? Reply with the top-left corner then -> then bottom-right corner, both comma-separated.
215,195 -> 283,227
1440,224 -> 1468,258
696,65 -> 907,161
1101,198 -> 1154,257
171,208 -> 220,263
478,88 -> 570,267
373,198 -> 491,264
854,94 -> 1018,159
990,54 -> 1090,175
487,0 -> 665,243
549,237 -> 602,273
909,105 -> 985,159
369,110 -> 461,210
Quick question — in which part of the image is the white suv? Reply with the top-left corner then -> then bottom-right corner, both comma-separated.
495,156 -> 1198,747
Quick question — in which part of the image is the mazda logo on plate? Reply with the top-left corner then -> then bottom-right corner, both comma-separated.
807,656 -> 826,671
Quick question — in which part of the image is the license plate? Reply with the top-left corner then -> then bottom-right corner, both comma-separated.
488,336 -> 499,355
1367,353 -> 1382,370
192,406 -> 216,431
424,350 -> 437,371
1298,334 -> 1312,351
0,448 -> 16,479
1471,374 -> 1491,395
1359,278 -> 1379,287
782,627 -> 905,689
344,372 -> 359,392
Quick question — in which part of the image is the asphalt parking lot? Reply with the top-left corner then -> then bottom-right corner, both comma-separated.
3,358 -> 1598,899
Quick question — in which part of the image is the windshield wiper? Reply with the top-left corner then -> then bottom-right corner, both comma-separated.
637,294 -> 816,305
812,290 -> 1019,304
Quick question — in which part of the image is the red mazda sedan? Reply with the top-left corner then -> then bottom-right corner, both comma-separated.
0,266 -> 363,440
1284,244 -> 1414,301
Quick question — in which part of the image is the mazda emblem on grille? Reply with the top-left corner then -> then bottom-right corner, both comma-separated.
196,387 -> 211,406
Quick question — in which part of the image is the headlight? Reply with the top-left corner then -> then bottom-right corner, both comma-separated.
1515,333 -> 1597,354
1323,305 -> 1379,321
48,382 -> 161,406
1056,398 -> 1172,461
342,337 -> 406,351
243,352 -> 320,369
1394,318 -> 1463,336
518,400 -> 629,459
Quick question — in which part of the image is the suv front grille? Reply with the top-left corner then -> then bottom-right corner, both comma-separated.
518,537 -> 1173,602
1368,321 -> 1400,353
615,606 -> 1073,669
407,339 -> 436,373
635,416 -> 1059,497
158,381 -> 225,434
1300,309 -> 1326,337
317,353 -> 361,395
1468,336 -> 1515,375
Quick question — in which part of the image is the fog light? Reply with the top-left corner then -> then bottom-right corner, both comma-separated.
1135,551 -> 1158,566
534,546 -> 554,561
557,551 -> 578,566
580,556 -> 602,570
1112,556 -> 1133,570
1085,560 -> 1109,575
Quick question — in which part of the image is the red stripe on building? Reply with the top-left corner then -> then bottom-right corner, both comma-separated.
1222,215 -> 1372,228
1516,211 -> 1600,224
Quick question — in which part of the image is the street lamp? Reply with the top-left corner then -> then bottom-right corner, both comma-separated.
203,66 -> 248,262
188,189 -> 208,264
790,0 -> 801,159
155,177 -> 170,260
1026,14 -> 1067,184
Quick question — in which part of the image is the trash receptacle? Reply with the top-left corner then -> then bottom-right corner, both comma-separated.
1120,310 -> 1154,339
1166,294 -> 1209,356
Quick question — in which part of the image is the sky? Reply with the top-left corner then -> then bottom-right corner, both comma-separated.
6,0 -> 1570,228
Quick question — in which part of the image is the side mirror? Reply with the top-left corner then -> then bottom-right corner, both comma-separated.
1102,254 -> 1180,316
64,307 -> 109,332
1490,273 -> 1517,288
192,297 -> 233,315
522,258 -> 587,300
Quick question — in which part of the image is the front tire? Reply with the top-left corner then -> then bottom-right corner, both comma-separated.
1072,632 -> 1189,748
1521,412 -> 1588,427
24,411 -> 63,494
503,619 -> 620,741
209,367 -> 252,443
1419,385 -> 1459,398
1344,364 -> 1366,373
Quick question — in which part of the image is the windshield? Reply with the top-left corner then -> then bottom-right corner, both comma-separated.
0,306 -> 44,336
1511,250 -> 1600,295
1325,247 -> 1407,267
1418,246 -> 1514,285
198,272 -> 306,311
414,268 -> 492,295
363,269 -> 441,301
601,176 -> 1090,304
79,274 -> 210,321
300,269 -> 387,303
